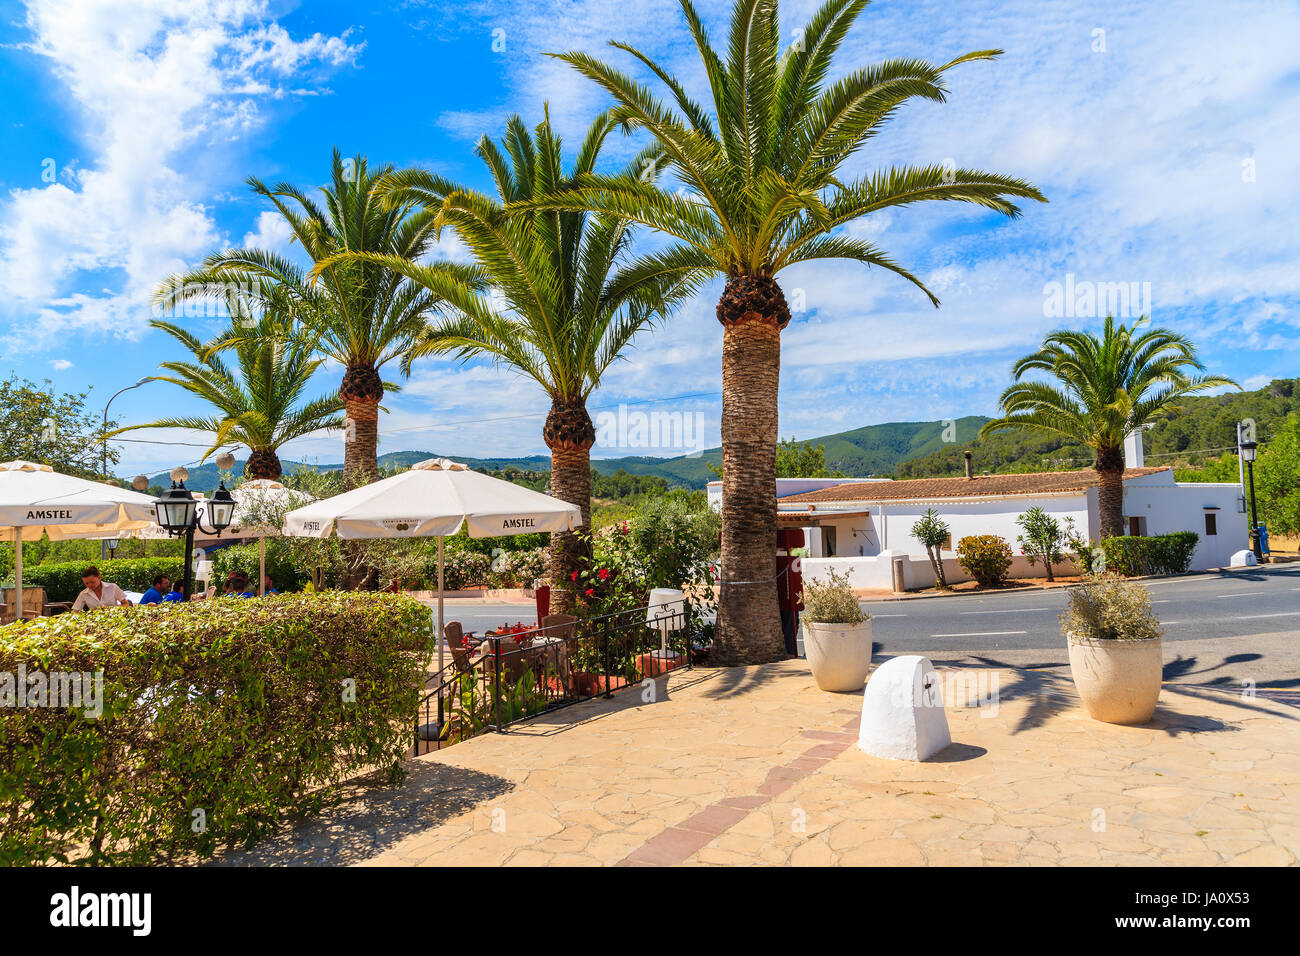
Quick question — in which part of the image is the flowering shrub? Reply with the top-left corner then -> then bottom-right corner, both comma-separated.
956,535 -> 1014,588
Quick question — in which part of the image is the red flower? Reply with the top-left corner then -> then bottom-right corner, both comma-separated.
570,570 -> 579,581
597,568 -> 610,581
621,522 -> 629,533
585,588 -> 595,597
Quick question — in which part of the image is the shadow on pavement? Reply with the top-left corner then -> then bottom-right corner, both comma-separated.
210,761 -> 514,867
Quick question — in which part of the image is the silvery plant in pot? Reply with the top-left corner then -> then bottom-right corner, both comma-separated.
801,568 -> 873,692
1063,573 -> 1164,724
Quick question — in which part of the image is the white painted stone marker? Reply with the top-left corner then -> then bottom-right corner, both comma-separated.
858,655 -> 952,761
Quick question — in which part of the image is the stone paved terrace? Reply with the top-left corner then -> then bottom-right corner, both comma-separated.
218,659 -> 1300,866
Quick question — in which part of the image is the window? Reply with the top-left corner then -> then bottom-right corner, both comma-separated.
1204,512 -> 1217,536
942,532 -> 952,551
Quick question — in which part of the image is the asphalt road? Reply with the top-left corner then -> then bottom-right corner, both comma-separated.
437,565 -> 1300,655
862,564 -> 1300,654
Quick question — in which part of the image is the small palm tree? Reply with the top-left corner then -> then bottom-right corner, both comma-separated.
981,315 -> 1238,537
155,150 -> 479,483
110,309 -> 345,480
541,0 -> 1046,663
349,110 -> 696,609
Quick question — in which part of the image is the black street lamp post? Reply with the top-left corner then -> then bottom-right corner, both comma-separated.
1240,439 -> 1263,562
153,471 -> 236,599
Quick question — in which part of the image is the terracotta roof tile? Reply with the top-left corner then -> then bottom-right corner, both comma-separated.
780,467 -> 1172,504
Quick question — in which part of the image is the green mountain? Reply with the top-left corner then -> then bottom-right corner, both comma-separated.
144,418 -> 986,492
141,378 -> 1295,492
896,378 -> 1299,479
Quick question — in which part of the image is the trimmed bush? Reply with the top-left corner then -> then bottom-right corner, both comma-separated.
1097,531 -> 1199,576
17,557 -> 186,603
956,535 -> 1014,588
0,592 -> 434,865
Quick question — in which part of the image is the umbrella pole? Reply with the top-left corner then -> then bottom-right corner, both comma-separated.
259,537 -> 266,597
437,535 -> 445,674
13,531 -> 22,619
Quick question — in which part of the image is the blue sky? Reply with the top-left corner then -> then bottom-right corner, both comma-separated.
1,0 -> 1297,477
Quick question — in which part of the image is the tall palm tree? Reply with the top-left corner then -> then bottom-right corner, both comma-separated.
981,315 -> 1238,538
109,309 -> 346,480
539,0 -> 1046,663
155,150 -> 479,484
343,110 -> 698,609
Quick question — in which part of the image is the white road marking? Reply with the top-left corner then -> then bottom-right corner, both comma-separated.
960,607 -> 1050,615
931,630 -> 1028,638
1214,591 -> 1267,598
1237,611 -> 1300,621
871,613 -> 908,618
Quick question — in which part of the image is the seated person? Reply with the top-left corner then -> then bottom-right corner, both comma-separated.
162,583 -> 185,603
71,566 -> 133,612
139,573 -> 171,605
262,574 -> 278,596
222,572 -> 256,598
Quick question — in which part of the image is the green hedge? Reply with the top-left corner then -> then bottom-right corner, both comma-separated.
17,557 -> 186,603
0,592 -> 434,865
1098,531 -> 1199,576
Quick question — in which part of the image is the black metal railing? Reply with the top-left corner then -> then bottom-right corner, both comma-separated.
414,600 -> 703,754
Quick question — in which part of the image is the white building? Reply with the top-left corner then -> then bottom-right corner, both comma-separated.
707,439 -> 1246,590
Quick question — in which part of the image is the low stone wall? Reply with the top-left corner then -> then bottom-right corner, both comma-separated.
801,552 -> 1077,592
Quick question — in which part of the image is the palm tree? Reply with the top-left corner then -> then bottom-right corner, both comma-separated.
155,150 -> 479,484
109,309 -> 345,480
349,110 -> 698,610
539,0 -> 1046,663
981,315 -> 1238,538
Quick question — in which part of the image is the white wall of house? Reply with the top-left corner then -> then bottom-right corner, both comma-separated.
1122,471 -> 1246,570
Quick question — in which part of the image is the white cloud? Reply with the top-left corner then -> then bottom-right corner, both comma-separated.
0,0 -> 362,351
50,358 -> 73,370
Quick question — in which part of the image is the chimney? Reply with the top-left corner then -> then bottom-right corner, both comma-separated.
1123,429 -> 1145,470
963,451 -> 974,480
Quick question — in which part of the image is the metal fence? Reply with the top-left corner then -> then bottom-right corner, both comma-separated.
414,601 -> 700,755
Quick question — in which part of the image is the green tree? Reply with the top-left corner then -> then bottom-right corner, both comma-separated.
107,309 -> 345,481
356,112 -> 694,610
1256,413 -> 1300,537
910,508 -> 950,588
982,316 -> 1237,538
0,376 -> 117,478
546,0 -> 1045,662
775,437 -> 840,478
1015,506 -> 1068,582
155,150 -> 477,484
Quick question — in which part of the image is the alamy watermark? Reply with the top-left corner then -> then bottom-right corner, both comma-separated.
594,404 -> 709,457
1042,273 -> 1152,319
1,666 -> 104,718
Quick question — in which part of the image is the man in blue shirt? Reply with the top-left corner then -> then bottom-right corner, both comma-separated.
139,574 -> 171,605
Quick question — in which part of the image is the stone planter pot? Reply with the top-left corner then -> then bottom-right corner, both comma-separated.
802,619 -> 873,692
1067,632 -> 1162,724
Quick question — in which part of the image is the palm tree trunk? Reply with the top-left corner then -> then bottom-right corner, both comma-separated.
339,364 -> 383,590
342,399 -> 380,485
1096,444 -> 1126,539
244,447 -> 282,481
340,362 -> 383,485
713,275 -> 788,666
544,399 -> 594,614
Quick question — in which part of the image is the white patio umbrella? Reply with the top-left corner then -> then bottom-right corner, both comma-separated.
283,458 -> 581,674
0,460 -> 158,618
122,478 -> 312,596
